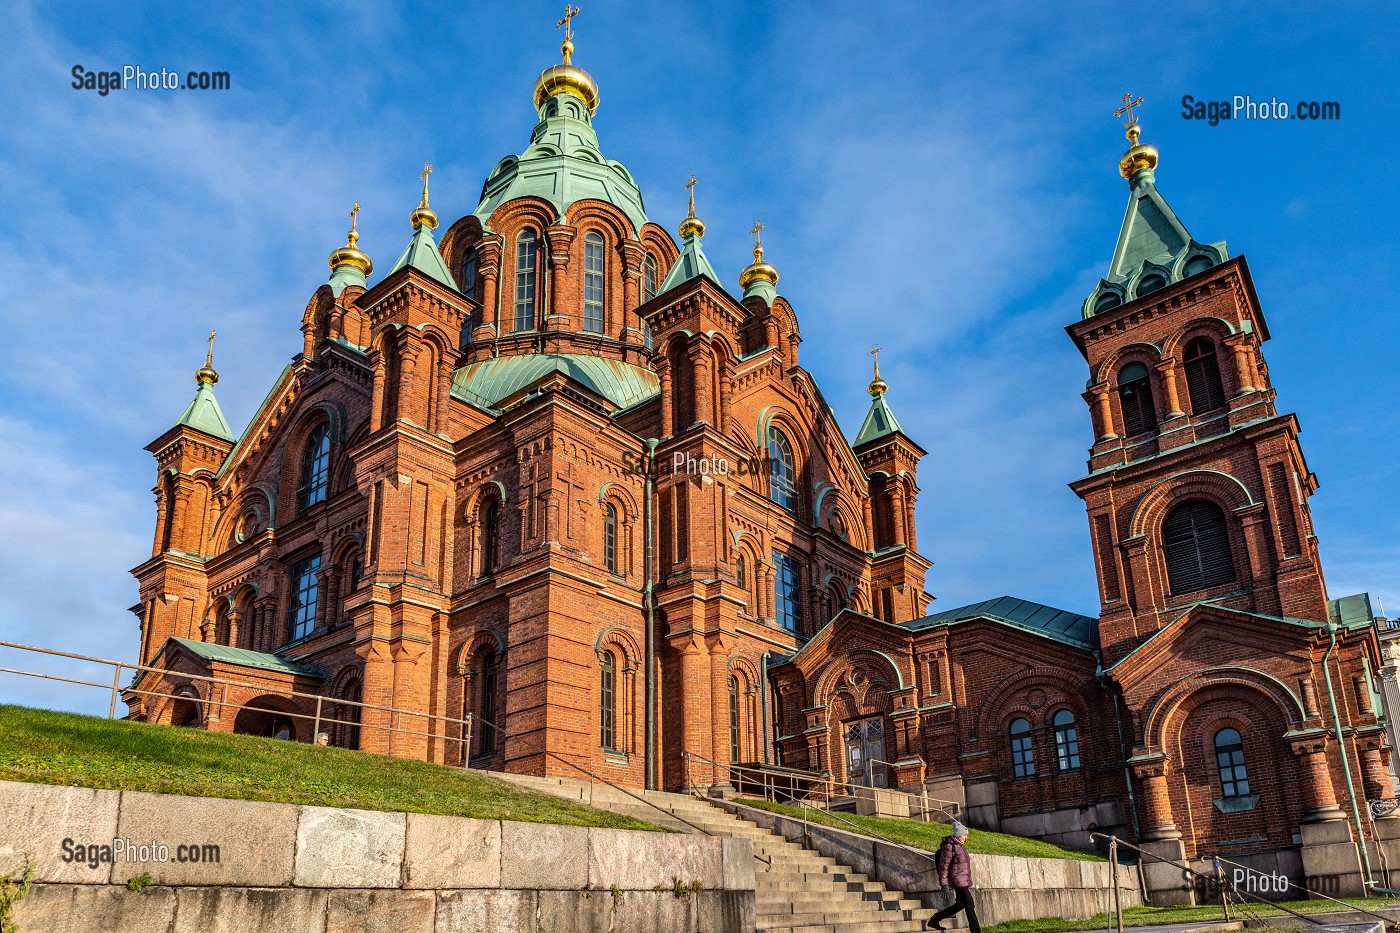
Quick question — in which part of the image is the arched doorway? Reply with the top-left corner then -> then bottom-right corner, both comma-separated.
233,695 -> 304,741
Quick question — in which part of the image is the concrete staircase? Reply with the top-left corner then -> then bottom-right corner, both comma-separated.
483,770 -> 941,933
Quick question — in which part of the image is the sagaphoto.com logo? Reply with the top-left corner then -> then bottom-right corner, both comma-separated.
1182,94 -> 1340,126
72,64 -> 231,97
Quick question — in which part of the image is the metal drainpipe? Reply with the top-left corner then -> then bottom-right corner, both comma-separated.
761,651 -> 771,766
1322,621 -> 1376,886
1109,681 -> 1143,842
643,438 -> 658,790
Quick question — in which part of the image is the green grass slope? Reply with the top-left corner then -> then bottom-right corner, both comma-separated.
0,705 -> 663,831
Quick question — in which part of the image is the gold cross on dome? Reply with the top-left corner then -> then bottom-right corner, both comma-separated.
206,330 -> 217,365
557,5 -> 581,41
419,163 -> 433,206
350,201 -> 361,228
1114,93 -> 1145,127
869,344 -> 882,363
750,219 -> 765,248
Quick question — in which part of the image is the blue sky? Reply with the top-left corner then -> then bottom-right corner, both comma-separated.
2,1 -> 1396,714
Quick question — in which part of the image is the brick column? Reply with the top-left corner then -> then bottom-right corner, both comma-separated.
1224,334 -> 1256,395
1290,735 -> 1346,822
689,345 -> 711,427
1155,358 -> 1184,418
1131,755 -> 1181,841
673,632 -> 713,790
369,352 -> 386,432
1359,736 -> 1395,803
657,359 -> 673,438
476,240 -> 501,337
1089,383 -> 1117,440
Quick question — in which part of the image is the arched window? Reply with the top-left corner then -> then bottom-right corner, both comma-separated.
603,502 -> 618,574
1137,273 -> 1167,297
481,497 -> 501,574
333,678 -> 362,749
1053,709 -> 1080,771
1118,362 -> 1156,436
1163,499 -> 1236,594
1010,717 -> 1035,777
1184,337 -> 1226,413
643,253 -> 658,303
298,423 -> 331,511
600,650 -> 617,751
1215,727 -> 1250,798
767,427 -> 797,512
479,649 -> 499,756
583,232 -> 605,333
1094,292 -> 1122,314
514,229 -> 538,332
287,554 -> 321,642
460,248 -> 479,303
735,553 -> 746,590
773,550 -> 800,632
728,674 -> 741,761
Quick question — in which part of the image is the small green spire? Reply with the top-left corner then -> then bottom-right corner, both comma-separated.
174,331 -> 235,441
388,168 -> 457,290
854,345 -> 904,447
659,176 -> 721,293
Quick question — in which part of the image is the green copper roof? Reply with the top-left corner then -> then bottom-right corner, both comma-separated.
451,353 -> 659,411
1082,161 -> 1228,318
908,595 -> 1099,650
854,391 -> 903,447
475,93 -> 648,234
173,381 -> 235,442
388,222 -> 456,289
328,262 -> 368,296
167,636 -> 323,677
660,227 -> 721,293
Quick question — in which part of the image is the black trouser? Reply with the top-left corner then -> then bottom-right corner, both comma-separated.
930,885 -> 980,932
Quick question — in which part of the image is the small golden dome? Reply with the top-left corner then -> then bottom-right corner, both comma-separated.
739,239 -> 778,290
679,214 -> 706,239
410,162 -> 438,229
195,330 -> 219,385
534,11 -> 598,116
868,354 -> 887,397
329,202 -> 373,276
1118,122 -> 1159,180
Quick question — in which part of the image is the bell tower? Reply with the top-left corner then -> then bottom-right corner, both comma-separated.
1067,103 -> 1328,665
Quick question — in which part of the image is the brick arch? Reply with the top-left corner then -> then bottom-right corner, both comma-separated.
1092,341 -> 1163,387
568,199 -> 636,244
975,665 -> 1090,740
439,213 -> 485,275
216,485 -> 273,548
813,648 -> 905,707
1127,468 -> 1257,539
1141,666 -> 1306,753
727,654 -> 761,688
278,401 -> 346,518
455,628 -> 505,675
594,626 -> 641,667
1161,316 -> 1237,359
155,682 -> 205,728
638,222 -> 681,276
487,196 -> 560,240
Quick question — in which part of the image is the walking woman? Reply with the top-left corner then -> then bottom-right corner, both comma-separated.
929,821 -> 980,932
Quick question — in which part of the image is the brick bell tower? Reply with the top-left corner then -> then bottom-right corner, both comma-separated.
1067,107 -> 1329,666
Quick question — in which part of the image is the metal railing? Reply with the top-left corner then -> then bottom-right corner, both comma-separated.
1089,833 -> 1400,932
862,757 -> 962,823
0,639 -> 711,837
0,640 -> 472,754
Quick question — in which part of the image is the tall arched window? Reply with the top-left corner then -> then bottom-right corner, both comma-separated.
603,502 -> 618,574
1053,709 -> 1080,771
460,248 -> 479,302
643,253 -> 658,303
479,649 -> 499,756
1010,717 -> 1035,777
1118,362 -> 1156,436
514,229 -> 538,332
298,423 -> 331,511
287,554 -> 321,642
1184,337 -> 1226,413
728,674 -> 741,761
767,427 -> 797,512
481,497 -> 501,574
1162,499 -> 1236,594
1215,727 -> 1250,798
583,232 -> 605,333
773,550 -> 800,632
600,650 -> 617,751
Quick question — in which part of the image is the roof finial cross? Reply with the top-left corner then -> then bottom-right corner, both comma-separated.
684,174 -> 699,217
556,5 -> 581,63
205,330 -> 217,368
347,201 -> 361,245
869,343 -> 882,373
419,163 -> 433,208
1114,93 -> 1145,128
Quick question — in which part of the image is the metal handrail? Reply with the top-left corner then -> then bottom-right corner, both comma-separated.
683,749 -> 840,807
1089,833 -> 1399,931
859,757 -> 962,823
1211,852 -> 1400,930
0,639 -> 472,752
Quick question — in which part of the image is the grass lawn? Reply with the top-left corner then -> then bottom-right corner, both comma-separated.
983,897 -> 1398,932
0,705 -> 664,831
736,797 -> 1104,861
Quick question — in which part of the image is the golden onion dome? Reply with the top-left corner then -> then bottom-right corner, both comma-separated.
410,162 -> 438,229
739,243 -> 779,289
533,34 -> 599,115
328,202 -> 373,276
195,330 -> 219,386
1118,122 -> 1159,180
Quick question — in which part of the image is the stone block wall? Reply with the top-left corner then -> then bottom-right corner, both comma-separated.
716,799 -> 1139,926
1,781 -> 754,933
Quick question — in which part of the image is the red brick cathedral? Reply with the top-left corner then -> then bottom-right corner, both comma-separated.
130,32 -> 1396,900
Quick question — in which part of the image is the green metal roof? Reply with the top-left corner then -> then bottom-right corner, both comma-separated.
474,93 -> 648,233
853,391 -> 903,448
167,636 -> 323,677
1082,162 -> 1228,319
908,596 -> 1099,650
1329,592 -> 1376,630
659,226 -> 721,293
388,222 -> 456,290
173,381 -> 235,442
451,353 -> 659,411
